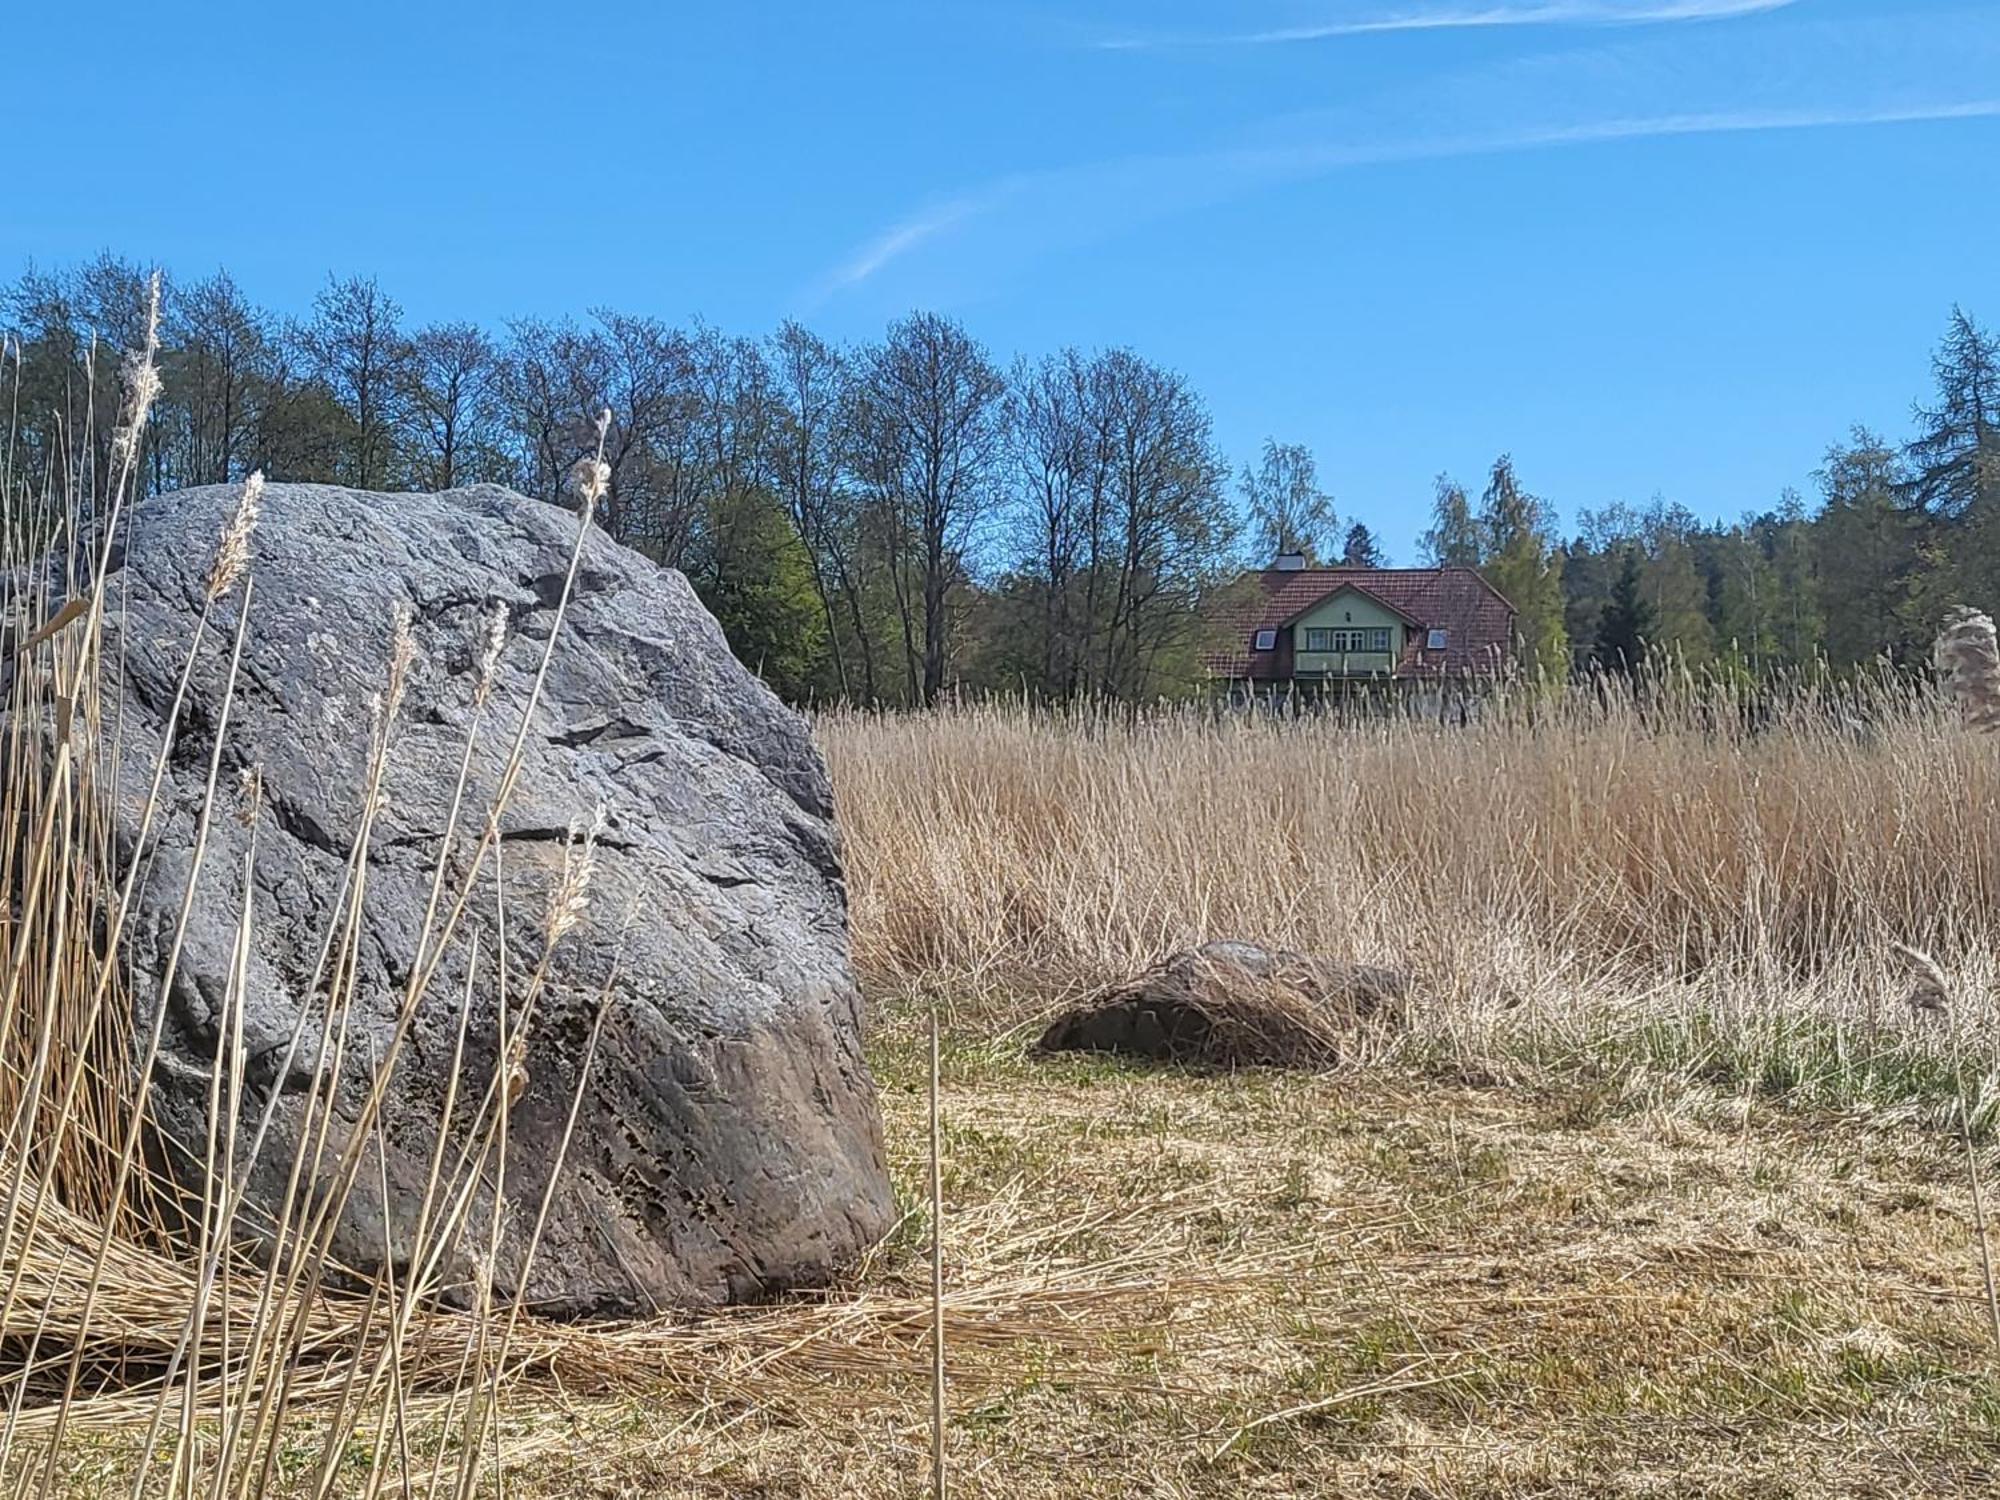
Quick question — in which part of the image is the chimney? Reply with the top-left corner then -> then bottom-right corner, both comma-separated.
1273,552 -> 1308,571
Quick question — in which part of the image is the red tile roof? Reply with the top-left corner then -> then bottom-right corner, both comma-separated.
1202,567 -> 1516,680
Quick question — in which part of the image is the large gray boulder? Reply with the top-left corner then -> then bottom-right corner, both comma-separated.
104,481 -> 893,1315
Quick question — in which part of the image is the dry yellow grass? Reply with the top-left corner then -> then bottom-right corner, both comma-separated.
823,693 -> 2000,992
367,695 -> 2000,1498
8,305 -> 1998,1497
399,1038 -> 1998,1498
821,696 -> 2000,1097
30,687 -> 2000,1498
13,637 -> 2000,1497
41,1035 -> 2000,1499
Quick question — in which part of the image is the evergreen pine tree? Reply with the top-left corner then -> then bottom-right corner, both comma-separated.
1905,308 -> 2000,520
1594,548 -> 1653,674
1341,521 -> 1386,568
1816,430 -> 1922,666
1904,308 -> 2000,606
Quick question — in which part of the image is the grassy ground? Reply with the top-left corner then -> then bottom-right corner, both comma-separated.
480,1003 -> 1999,1499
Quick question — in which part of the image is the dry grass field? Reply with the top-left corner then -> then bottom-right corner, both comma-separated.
24,687 -> 2000,1499
367,695 -> 2000,1495
488,1026 -> 2000,1498
710,697 -> 2000,1499
5,304 -> 1999,1496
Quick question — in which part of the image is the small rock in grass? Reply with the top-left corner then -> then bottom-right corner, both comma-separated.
1035,941 -> 1407,1070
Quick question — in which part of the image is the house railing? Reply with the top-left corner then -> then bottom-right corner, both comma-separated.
1292,651 -> 1397,676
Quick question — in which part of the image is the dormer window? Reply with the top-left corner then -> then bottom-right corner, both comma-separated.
1252,629 -> 1277,652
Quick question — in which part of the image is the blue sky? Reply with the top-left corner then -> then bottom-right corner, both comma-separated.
4,0 -> 1996,558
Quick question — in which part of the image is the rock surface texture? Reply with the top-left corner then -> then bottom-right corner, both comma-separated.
1037,941 -> 1406,1069
107,482 -> 894,1315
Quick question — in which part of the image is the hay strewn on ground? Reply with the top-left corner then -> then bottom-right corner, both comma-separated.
40,1031 -> 2000,1499
415,1036 -> 2000,1497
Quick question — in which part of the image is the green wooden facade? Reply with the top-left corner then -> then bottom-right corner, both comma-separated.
1289,586 -> 1409,678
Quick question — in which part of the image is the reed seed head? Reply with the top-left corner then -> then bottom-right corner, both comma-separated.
108,272 -> 164,466
205,470 -> 265,601
564,407 -> 616,518
384,601 -> 416,723
504,1030 -> 530,1109
544,802 -> 608,948
473,601 -> 507,704
117,358 -> 162,425
1935,607 -> 2000,733
567,456 -> 611,514
235,763 -> 264,829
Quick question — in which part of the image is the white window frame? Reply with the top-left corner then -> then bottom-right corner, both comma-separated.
1252,628 -> 1277,652
1304,625 -> 1393,654
1323,627 -> 1389,653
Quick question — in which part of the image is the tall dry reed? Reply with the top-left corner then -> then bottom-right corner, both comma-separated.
824,688 -> 1982,989
819,681 -> 2000,1092
0,319 -> 623,1499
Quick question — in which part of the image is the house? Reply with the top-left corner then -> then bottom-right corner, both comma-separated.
1203,555 -> 1516,700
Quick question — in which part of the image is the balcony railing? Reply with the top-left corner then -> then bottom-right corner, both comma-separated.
1293,651 -> 1396,676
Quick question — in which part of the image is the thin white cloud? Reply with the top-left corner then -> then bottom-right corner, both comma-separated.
1100,0 -> 1799,50
815,9 -> 2000,301
822,199 -> 984,293
1471,97 -> 2000,147
822,96 -> 2000,293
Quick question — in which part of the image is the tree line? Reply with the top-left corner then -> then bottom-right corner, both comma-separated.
5,256 -> 1994,701
1413,309 -> 2000,682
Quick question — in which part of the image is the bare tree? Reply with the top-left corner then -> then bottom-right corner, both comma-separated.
4,265 -> 105,495
297,275 -> 409,488
252,335 -> 348,482
1008,349 -> 1094,695
1002,348 -> 1234,699
1,256 -> 160,497
498,314 -> 743,568
686,323 -> 774,585
1093,350 -> 1235,698
771,321 -> 875,701
592,310 -> 702,558
856,313 -> 1005,705
163,270 -> 270,486
496,316 -> 607,500
400,322 -> 503,489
